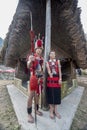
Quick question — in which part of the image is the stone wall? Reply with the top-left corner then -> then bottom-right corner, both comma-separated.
0,65 -> 15,80
14,77 -> 77,99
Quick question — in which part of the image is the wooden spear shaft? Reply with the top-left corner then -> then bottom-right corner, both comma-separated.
42,0 -> 51,109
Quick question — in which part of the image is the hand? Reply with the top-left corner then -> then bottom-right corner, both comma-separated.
59,79 -> 62,84
29,55 -> 35,62
49,73 -> 53,78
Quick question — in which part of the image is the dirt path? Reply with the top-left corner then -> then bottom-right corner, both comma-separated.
70,76 -> 87,130
0,80 -> 21,130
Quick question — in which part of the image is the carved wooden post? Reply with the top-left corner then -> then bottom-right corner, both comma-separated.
42,0 -> 51,110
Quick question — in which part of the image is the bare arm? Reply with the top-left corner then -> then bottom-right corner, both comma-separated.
27,55 -> 34,69
58,60 -> 62,81
46,62 -> 53,77
27,60 -> 32,69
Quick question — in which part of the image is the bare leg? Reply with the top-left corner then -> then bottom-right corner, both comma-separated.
54,105 -> 61,119
36,94 -> 43,116
27,91 -> 35,123
49,104 -> 55,119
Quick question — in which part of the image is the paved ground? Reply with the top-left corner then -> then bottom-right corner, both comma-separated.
7,84 -> 84,130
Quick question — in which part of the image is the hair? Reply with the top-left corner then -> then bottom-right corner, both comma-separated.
49,50 -> 56,55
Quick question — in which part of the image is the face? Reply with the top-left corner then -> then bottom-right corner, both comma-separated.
35,48 -> 42,55
49,51 -> 56,59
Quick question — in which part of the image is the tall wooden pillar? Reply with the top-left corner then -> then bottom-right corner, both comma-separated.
42,0 -> 51,110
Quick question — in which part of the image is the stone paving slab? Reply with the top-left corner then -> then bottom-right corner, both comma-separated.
7,85 -> 84,130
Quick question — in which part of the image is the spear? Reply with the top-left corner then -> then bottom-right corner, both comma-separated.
29,11 -> 37,127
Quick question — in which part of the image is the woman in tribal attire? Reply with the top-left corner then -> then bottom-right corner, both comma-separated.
46,51 -> 62,119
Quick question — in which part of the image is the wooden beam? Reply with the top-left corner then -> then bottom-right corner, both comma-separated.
42,0 -> 51,110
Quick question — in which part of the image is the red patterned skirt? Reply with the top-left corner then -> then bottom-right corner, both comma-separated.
46,75 -> 61,104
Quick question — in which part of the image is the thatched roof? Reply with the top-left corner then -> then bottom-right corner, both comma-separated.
1,0 -> 87,69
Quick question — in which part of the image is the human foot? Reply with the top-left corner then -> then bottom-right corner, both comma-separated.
55,112 -> 61,119
36,110 -> 43,116
28,114 -> 34,123
49,111 -> 55,119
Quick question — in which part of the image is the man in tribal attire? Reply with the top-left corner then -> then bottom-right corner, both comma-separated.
27,37 -> 43,123
46,51 -> 62,119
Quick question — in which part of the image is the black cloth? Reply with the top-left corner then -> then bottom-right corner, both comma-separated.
46,87 -> 61,104
46,75 -> 61,105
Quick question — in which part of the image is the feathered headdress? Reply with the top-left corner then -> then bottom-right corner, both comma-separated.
34,34 -> 44,50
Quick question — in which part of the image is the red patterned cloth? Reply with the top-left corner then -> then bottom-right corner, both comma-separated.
28,53 -> 43,94
29,75 -> 38,91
